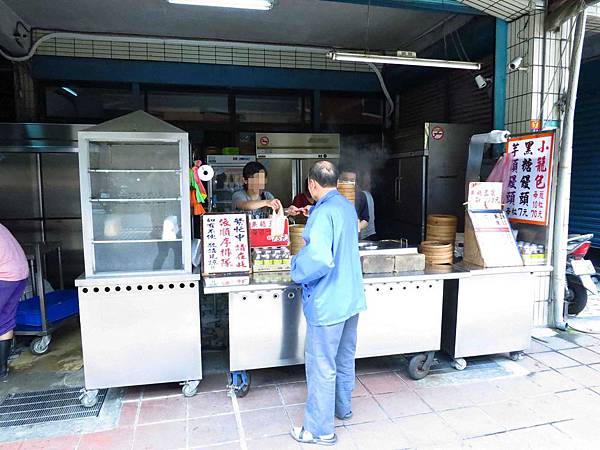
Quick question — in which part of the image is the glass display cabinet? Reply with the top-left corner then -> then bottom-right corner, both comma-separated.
75,111 -> 201,406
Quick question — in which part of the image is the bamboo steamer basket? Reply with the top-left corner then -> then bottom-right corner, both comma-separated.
426,214 -> 457,243
337,181 -> 356,204
290,224 -> 305,255
419,240 -> 453,266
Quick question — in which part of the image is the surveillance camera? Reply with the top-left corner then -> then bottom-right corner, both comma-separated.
475,75 -> 487,89
509,56 -> 523,71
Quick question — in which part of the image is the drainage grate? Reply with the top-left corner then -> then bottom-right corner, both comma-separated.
0,387 -> 107,428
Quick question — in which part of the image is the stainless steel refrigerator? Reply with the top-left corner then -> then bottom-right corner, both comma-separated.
381,122 -> 487,244
255,133 -> 340,207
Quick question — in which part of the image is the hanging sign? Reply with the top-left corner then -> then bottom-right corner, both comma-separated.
202,213 -> 250,275
249,218 -> 290,248
504,131 -> 555,225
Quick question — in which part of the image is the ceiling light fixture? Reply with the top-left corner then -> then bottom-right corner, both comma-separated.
61,87 -> 78,97
167,0 -> 274,10
328,51 -> 481,71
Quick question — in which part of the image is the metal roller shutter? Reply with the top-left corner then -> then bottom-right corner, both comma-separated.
570,59 -> 600,248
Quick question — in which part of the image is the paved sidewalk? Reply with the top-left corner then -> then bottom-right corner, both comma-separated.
2,329 -> 600,449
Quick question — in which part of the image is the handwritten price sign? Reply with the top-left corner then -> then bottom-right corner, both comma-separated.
202,213 -> 250,275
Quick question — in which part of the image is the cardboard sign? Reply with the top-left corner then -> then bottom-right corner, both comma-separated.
468,182 -> 503,211
504,132 -> 554,225
202,214 -> 250,275
249,218 -> 290,248
464,211 -> 523,268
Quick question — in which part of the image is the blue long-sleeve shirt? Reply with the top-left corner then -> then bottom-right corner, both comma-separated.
291,190 -> 366,326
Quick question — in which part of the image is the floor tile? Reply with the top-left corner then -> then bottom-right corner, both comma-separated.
586,344 -> 600,355
20,436 -> 79,450
191,442 -> 241,450
374,391 -> 432,418
529,369 -> 581,393
525,339 -> 553,354
137,396 -> 187,424
236,386 -> 283,411
552,417 -> 600,446
123,386 -> 144,403
278,381 -> 307,405
141,383 -> 183,400
0,443 -> 21,450
559,347 -> 600,365
119,401 -> 139,427
415,385 -> 473,411
492,376 -> 547,398
439,406 -> 505,438
247,434 -> 301,450
520,392 -> 573,423
188,391 -> 233,418
479,399 -> 546,430
335,395 -> 387,425
556,389 -> 600,418
352,377 -> 369,397
538,336 -> 579,351
529,351 -> 580,369
560,332 -> 600,347
300,426 -> 357,450
241,407 -> 292,440
464,433 -> 503,449
393,412 -> 460,447
286,404 -> 305,427
79,428 -> 134,450
133,420 -> 187,450
493,424 -> 573,449
346,419 -> 410,450
559,365 -> 600,387
358,372 -> 408,395
511,355 -> 549,373
452,381 -> 511,405
188,414 -> 238,447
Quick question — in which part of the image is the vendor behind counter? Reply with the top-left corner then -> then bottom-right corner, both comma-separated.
232,161 -> 283,219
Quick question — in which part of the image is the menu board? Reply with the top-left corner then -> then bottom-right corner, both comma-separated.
464,211 -> 523,267
504,132 -> 554,225
468,182 -> 502,211
202,214 -> 250,275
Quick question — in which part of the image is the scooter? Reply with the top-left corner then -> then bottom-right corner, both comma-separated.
565,233 -> 598,315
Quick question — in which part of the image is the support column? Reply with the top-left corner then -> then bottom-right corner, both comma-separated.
13,61 -> 38,121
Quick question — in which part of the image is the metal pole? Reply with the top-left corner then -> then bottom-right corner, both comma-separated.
552,10 -> 587,329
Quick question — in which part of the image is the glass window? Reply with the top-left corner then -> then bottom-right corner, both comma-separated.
45,86 -> 143,120
321,96 -> 383,125
236,95 -> 307,123
147,92 -> 229,122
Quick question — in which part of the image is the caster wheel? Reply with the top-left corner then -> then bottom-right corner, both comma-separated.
451,358 -> 467,371
509,352 -> 524,361
31,336 -> 51,356
182,380 -> 200,397
79,390 -> 99,408
228,371 -> 251,398
408,354 -> 430,380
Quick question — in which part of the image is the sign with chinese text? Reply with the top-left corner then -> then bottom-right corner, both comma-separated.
202,214 -> 250,275
249,218 -> 290,248
468,182 -> 502,211
504,132 -> 554,225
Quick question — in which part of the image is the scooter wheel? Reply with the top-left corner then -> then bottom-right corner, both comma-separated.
566,274 -> 588,315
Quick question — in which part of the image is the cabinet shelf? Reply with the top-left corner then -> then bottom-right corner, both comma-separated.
93,238 -> 183,244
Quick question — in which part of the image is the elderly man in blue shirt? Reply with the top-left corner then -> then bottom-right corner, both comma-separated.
289,160 -> 366,446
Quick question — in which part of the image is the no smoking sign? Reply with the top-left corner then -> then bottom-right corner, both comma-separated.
431,126 -> 445,141
259,136 -> 270,146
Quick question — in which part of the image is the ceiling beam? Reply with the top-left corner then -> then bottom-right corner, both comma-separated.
0,0 -> 30,56
546,0 -> 599,31
320,0 -> 483,15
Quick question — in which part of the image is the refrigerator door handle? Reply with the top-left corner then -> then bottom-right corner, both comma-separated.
395,176 -> 401,203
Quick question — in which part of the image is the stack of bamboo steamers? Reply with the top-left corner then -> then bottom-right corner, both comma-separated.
420,214 -> 457,266
290,224 -> 305,255
337,181 -> 356,204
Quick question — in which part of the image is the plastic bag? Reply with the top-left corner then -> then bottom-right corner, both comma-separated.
270,207 -> 285,237
486,152 -> 513,202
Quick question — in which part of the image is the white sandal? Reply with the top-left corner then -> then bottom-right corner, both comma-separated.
290,426 -> 337,446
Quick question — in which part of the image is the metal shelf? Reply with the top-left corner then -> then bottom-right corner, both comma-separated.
89,169 -> 180,173
90,197 -> 181,202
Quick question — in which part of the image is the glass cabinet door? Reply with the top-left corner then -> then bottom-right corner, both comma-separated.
86,141 -> 184,274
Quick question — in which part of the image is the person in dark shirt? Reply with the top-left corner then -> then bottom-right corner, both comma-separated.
292,178 -> 315,209
338,165 -> 369,234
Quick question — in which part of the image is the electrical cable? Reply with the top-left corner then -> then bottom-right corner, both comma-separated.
367,62 -> 394,117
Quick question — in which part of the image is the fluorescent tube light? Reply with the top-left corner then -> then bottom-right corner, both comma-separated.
328,51 -> 481,70
167,0 -> 274,10
61,87 -> 78,97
